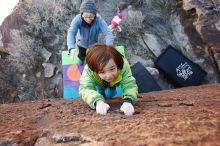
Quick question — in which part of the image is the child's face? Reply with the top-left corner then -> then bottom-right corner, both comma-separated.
98,59 -> 118,83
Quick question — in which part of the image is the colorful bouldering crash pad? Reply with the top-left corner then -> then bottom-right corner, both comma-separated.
62,49 -> 85,99
62,46 -> 125,99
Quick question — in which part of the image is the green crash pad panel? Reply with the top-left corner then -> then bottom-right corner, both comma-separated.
62,46 -> 125,65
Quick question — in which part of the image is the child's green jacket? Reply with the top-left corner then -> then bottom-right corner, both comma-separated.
79,59 -> 138,109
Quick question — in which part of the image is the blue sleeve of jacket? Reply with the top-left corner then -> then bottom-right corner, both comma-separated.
98,15 -> 114,45
67,14 -> 81,51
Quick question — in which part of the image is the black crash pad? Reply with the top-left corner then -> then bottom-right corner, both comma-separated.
154,45 -> 207,87
131,62 -> 161,93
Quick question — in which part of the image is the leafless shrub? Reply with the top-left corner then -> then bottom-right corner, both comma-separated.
127,0 -> 146,7
8,30 -> 42,72
120,10 -> 144,39
18,0 -> 81,50
0,58 -> 19,103
3,0 -> 81,101
147,0 -> 176,24
144,0 -> 178,46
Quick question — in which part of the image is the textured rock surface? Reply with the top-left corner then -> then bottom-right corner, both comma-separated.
0,0 -> 220,104
0,84 -> 220,146
0,7 -> 26,48
182,0 -> 220,70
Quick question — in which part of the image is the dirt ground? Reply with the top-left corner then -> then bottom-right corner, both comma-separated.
0,84 -> 220,146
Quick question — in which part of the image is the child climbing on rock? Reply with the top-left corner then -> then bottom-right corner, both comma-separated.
79,43 -> 138,115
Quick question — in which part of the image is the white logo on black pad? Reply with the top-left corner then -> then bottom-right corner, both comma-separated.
176,62 -> 193,80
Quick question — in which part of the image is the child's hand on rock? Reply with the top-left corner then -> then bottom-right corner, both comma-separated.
120,102 -> 135,116
96,100 -> 110,115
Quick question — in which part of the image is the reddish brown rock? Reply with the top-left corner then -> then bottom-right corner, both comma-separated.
0,3 -> 26,48
182,0 -> 220,69
0,84 -> 220,146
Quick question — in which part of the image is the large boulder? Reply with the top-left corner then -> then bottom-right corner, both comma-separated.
182,0 -> 220,70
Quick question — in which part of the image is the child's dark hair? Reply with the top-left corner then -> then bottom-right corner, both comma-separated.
86,43 -> 124,73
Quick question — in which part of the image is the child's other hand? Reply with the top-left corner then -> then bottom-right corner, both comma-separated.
120,102 -> 135,116
96,100 -> 110,115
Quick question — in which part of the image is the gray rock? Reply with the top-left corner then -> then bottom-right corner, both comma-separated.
36,72 -> 41,78
129,55 -> 154,67
0,34 -> 3,47
18,93 -> 34,101
0,139 -> 17,146
52,133 -> 81,143
170,15 -> 189,48
142,33 -> 162,57
42,63 -> 55,78
41,48 -> 52,62
146,67 -> 159,79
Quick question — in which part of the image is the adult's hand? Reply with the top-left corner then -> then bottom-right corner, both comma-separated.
70,49 -> 75,60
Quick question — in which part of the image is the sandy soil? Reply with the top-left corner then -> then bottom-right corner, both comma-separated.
0,84 -> 220,146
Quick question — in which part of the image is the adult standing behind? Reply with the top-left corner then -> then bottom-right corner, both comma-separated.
67,0 -> 114,65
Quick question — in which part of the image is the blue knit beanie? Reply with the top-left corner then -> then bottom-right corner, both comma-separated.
80,0 -> 97,14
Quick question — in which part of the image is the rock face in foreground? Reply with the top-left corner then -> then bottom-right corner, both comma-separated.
1,0 -> 220,103
0,84 -> 220,146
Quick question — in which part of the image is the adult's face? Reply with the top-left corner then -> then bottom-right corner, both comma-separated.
82,12 -> 95,24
